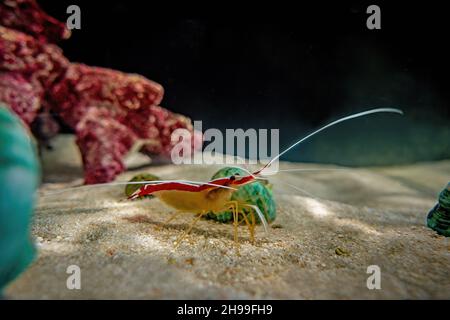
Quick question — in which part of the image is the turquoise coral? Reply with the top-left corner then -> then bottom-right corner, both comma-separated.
0,105 -> 39,294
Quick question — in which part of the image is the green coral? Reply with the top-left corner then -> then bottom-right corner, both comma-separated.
205,167 -> 276,224
427,183 -> 450,237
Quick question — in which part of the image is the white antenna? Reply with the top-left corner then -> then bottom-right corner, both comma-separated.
258,108 -> 403,173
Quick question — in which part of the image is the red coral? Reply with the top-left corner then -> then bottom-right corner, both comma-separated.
49,63 -> 198,183
0,0 -> 70,43
75,108 -> 138,184
0,72 -> 42,125
49,63 -> 164,128
0,25 -> 69,93
0,0 -> 202,184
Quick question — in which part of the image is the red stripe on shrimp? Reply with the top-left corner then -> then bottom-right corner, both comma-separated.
129,177 -> 234,199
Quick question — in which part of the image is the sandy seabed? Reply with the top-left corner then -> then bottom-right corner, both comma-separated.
5,137 -> 450,299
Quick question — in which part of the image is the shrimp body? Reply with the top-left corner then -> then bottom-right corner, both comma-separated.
154,187 -> 234,213
130,176 -> 256,213
129,175 -> 264,246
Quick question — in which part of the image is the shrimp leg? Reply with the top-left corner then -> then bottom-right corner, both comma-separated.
227,200 -> 240,248
156,210 -> 184,231
174,211 -> 206,248
238,209 -> 255,244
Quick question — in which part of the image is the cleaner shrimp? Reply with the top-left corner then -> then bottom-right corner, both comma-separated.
42,108 -> 403,249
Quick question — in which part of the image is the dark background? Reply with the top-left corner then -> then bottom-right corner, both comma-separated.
38,1 -> 450,165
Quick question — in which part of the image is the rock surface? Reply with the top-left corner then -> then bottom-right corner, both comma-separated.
5,136 -> 450,299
